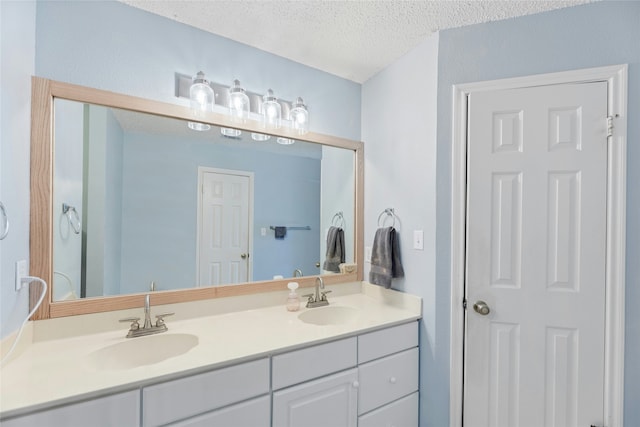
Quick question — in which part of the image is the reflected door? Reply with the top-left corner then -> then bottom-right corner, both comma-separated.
198,168 -> 252,286
464,82 -> 608,426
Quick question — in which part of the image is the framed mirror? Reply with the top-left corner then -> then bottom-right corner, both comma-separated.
30,77 -> 364,319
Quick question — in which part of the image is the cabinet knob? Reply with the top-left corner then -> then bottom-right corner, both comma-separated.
389,376 -> 397,384
352,380 -> 360,388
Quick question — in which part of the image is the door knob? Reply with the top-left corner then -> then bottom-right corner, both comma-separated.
473,300 -> 491,315
240,253 -> 248,259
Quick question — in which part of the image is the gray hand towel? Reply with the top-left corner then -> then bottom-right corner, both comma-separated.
369,227 -> 404,288
323,226 -> 345,272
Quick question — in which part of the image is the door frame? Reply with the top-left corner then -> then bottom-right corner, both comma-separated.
196,166 -> 255,285
449,64 -> 628,427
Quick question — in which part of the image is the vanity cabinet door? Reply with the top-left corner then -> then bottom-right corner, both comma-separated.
272,368 -> 358,427
167,395 -> 270,427
0,390 -> 140,427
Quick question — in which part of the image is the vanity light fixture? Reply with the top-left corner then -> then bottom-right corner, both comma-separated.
221,79 -> 250,138
187,71 -> 214,132
178,72 -> 309,141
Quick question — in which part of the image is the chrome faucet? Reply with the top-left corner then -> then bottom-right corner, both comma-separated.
303,277 -> 330,308
119,294 -> 174,338
143,294 -> 153,329
293,269 -> 303,278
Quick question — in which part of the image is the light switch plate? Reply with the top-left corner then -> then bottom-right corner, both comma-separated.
413,230 -> 424,250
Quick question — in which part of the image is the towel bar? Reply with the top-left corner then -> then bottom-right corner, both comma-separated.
269,226 -> 311,231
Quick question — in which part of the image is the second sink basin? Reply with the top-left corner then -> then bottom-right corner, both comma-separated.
87,333 -> 199,370
298,306 -> 358,326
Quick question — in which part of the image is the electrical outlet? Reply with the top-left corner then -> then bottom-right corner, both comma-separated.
15,260 -> 27,291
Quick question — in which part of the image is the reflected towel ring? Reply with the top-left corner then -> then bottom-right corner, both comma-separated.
377,208 -> 396,228
62,203 -> 81,235
0,201 -> 8,240
331,211 -> 345,228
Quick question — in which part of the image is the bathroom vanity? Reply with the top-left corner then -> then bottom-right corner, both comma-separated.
0,282 -> 421,427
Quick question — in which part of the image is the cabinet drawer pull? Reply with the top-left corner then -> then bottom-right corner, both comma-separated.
389,376 -> 397,384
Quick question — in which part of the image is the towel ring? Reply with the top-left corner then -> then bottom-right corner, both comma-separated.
0,201 -> 8,240
62,203 -> 81,235
377,208 -> 396,228
331,211 -> 345,228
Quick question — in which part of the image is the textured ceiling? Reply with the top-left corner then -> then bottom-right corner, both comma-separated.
120,0 -> 592,83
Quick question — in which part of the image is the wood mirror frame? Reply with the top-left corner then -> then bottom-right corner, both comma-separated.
29,77 -> 364,319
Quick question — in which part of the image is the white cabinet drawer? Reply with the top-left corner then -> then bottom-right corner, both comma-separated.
272,337 -> 357,390
168,395 -> 270,427
358,321 -> 418,363
1,390 -> 140,427
358,392 -> 419,427
143,358 -> 269,427
358,347 -> 419,415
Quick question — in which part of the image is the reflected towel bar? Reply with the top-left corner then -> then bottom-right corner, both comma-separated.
269,226 -> 311,231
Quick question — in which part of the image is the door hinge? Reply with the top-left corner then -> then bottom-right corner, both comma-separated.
606,116 -> 614,137
606,115 -> 619,138
463,298 -> 467,309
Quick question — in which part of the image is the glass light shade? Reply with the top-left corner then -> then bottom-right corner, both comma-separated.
289,97 -> 309,134
251,132 -> 271,141
221,79 -> 249,137
221,127 -> 242,138
188,71 -> 214,132
261,89 -> 281,129
228,79 -> 250,121
276,137 -> 295,145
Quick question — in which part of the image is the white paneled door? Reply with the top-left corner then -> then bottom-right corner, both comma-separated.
198,168 -> 252,286
464,82 -> 608,427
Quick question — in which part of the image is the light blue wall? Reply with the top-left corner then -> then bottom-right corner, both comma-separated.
119,132 -> 320,292
0,1 -> 36,338
35,1 -> 360,140
362,34 -> 439,427
436,2 -> 640,425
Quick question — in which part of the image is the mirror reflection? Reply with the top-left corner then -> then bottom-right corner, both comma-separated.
52,99 -> 355,301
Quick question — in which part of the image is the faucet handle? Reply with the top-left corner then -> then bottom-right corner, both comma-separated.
155,312 -> 174,326
119,317 -> 140,330
302,293 -> 315,302
320,290 -> 332,301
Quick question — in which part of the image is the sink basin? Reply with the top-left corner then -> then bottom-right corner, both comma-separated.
87,333 -> 198,370
298,306 -> 358,326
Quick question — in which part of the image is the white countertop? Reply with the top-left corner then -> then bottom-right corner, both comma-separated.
0,282 -> 421,418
